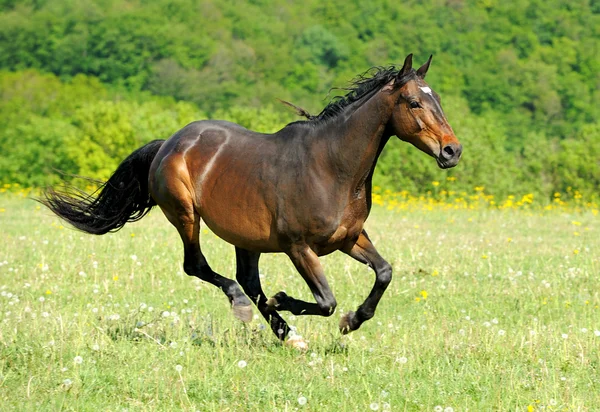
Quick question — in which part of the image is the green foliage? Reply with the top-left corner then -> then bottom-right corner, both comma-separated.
0,116 -> 80,186
0,0 -> 599,199
0,70 -> 205,185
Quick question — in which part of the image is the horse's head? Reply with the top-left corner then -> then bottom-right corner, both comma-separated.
387,54 -> 462,169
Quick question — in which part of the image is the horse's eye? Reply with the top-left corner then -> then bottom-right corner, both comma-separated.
410,101 -> 421,109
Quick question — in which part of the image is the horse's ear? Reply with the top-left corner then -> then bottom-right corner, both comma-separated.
399,53 -> 413,77
416,55 -> 433,78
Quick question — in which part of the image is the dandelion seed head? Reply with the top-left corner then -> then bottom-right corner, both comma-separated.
73,355 -> 83,364
237,360 -> 247,368
298,396 -> 307,406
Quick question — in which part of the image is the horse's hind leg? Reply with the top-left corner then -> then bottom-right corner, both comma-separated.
235,248 -> 290,340
158,195 -> 253,322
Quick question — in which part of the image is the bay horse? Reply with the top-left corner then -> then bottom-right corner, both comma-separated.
40,54 -> 462,343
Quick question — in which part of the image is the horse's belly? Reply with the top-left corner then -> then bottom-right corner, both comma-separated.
198,196 -> 281,253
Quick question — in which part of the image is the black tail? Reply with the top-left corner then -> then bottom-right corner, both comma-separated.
38,140 -> 165,235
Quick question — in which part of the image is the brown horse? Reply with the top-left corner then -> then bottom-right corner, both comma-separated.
40,54 -> 462,342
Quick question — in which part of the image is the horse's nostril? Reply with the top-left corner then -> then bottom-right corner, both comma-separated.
443,145 -> 455,158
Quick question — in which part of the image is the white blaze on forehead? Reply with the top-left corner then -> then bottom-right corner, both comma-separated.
420,86 -> 432,94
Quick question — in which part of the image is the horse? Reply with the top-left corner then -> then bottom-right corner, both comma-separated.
40,54 -> 462,344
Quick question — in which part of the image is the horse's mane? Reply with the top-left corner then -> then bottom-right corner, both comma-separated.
281,66 -> 417,122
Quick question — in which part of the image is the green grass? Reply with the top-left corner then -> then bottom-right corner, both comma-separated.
0,195 -> 599,411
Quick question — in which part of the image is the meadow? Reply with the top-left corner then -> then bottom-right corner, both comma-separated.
0,190 -> 598,411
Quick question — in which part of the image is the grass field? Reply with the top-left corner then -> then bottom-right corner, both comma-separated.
0,194 -> 599,411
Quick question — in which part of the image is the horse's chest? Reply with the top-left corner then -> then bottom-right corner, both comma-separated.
312,201 -> 368,255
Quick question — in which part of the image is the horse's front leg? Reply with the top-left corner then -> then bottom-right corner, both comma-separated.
339,230 -> 392,334
266,245 -> 337,317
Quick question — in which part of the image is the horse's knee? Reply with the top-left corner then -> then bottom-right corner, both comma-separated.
183,261 -> 212,279
318,296 -> 337,317
377,262 -> 392,286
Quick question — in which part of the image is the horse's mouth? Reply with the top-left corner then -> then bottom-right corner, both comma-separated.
436,156 -> 460,169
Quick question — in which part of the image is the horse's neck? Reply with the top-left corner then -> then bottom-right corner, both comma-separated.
319,91 -> 392,192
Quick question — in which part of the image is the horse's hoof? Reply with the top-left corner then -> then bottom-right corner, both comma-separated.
339,311 -> 356,335
232,304 -> 253,323
266,297 -> 278,310
266,291 -> 288,311
286,335 -> 308,351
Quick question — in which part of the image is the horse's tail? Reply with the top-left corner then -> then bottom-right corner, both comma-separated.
38,139 -> 165,235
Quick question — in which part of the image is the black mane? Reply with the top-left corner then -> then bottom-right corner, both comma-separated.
311,66 -> 417,122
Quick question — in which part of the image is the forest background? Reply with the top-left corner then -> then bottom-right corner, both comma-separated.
0,0 -> 599,200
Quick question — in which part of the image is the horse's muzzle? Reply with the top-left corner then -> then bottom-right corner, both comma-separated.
438,142 -> 462,169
